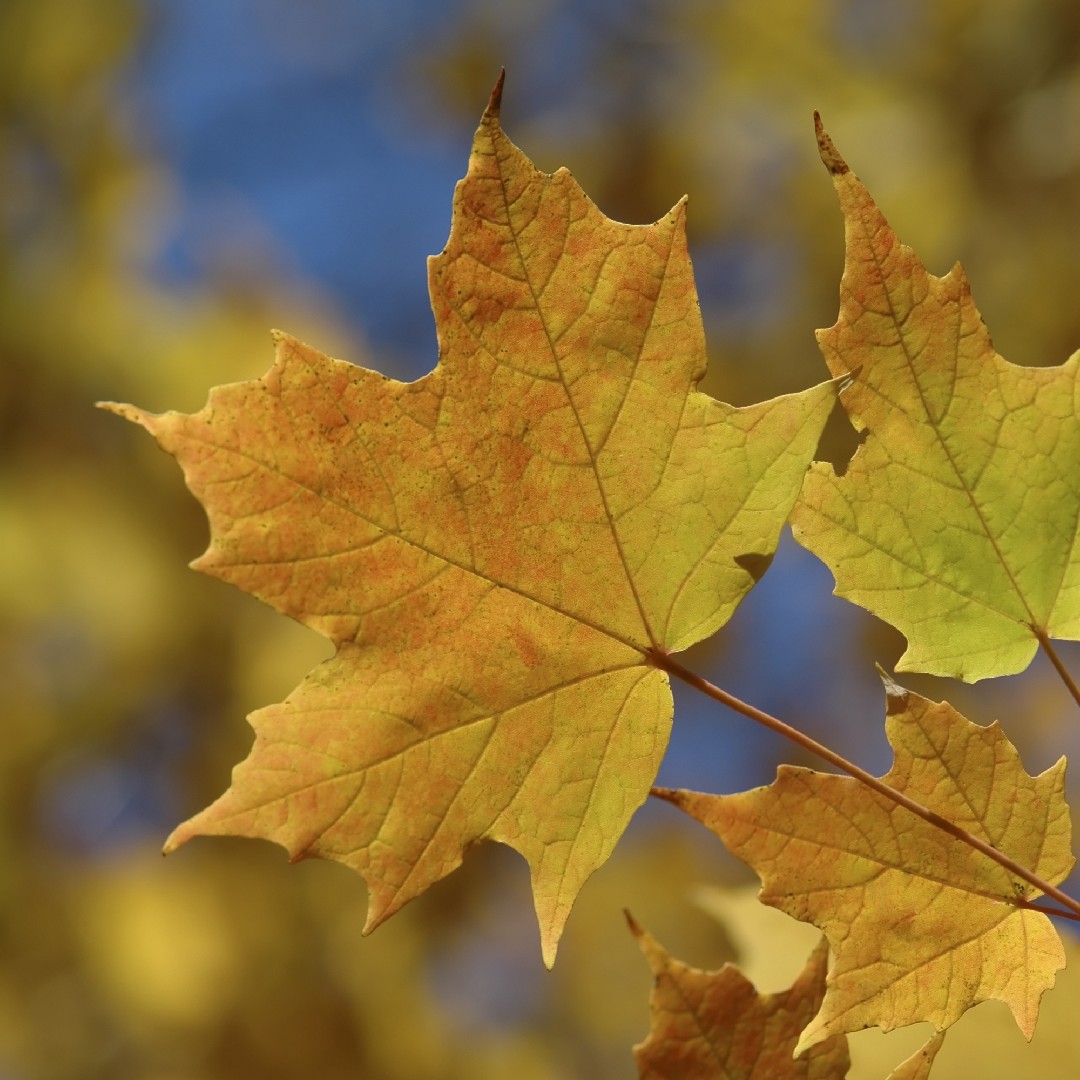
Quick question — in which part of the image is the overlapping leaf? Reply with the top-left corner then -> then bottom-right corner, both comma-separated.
886,1033 -> 944,1080
628,916 -> 848,1078
656,675 -> 1073,1050
101,77 -> 832,964
791,117 -> 1080,681
692,885 -> 946,1079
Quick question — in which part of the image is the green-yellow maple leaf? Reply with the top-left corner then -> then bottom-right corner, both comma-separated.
791,115 -> 1080,681
656,675 -> 1073,1050
99,76 -> 832,965
628,916 -> 849,1079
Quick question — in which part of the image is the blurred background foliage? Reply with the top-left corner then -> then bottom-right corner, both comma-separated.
3,0 -> 1080,1076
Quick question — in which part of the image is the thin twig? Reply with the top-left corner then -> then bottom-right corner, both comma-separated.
649,650 -> 1080,921
1016,898 -> 1080,922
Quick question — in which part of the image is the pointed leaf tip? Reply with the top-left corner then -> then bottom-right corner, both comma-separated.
814,112 -> 849,175
484,68 -> 506,122
540,930 -> 559,971
97,400 -> 153,429
875,663 -> 908,707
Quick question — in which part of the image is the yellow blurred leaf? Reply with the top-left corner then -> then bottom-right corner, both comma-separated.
74,852 -> 240,1027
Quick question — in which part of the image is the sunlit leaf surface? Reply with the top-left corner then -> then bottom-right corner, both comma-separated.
103,77 -> 831,964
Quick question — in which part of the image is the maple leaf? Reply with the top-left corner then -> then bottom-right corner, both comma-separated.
99,75 -> 832,965
627,915 -> 849,1079
655,674 -> 1073,1050
790,115 -> 1080,681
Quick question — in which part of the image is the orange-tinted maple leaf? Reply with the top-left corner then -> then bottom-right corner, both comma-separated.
100,77 -> 832,964
791,115 -> 1080,681
656,674 -> 1072,1049
628,914 -> 849,1078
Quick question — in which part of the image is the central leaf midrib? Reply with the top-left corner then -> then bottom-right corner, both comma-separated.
489,127 -> 663,651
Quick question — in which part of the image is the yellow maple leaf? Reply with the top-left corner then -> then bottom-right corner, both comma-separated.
100,76 -> 832,965
628,915 -> 849,1079
791,115 -> 1080,682
655,675 -> 1073,1049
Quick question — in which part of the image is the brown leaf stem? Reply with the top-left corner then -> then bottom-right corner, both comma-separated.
1033,627 -> 1080,710
651,651 -> 1080,923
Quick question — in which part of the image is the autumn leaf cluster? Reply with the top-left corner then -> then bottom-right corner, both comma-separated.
104,75 -> 1080,1078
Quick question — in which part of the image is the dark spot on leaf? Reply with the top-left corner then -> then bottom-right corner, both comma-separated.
735,551 -> 774,583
